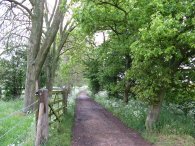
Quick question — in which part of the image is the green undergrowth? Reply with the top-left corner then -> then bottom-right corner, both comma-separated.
0,86 -> 80,146
94,93 -> 195,146
0,99 -> 35,146
45,91 -> 76,146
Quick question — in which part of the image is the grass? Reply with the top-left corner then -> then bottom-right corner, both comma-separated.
44,87 -> 77,146
94,92 -> 195,146
0,86 -> 80,146
45,112 -> 75,146
0,99 -> 35,146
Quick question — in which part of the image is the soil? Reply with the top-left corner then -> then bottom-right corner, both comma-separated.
72,92 -> 153,146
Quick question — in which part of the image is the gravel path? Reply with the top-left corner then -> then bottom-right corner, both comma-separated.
72,92 -> 153,146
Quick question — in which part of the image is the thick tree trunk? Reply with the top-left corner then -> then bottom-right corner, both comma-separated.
24,1 -> 44,112
145,89 -> 165,131
24,63 -> 36,111
24,0 -> 63,110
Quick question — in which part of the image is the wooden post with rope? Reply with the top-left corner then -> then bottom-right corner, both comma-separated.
35,89 -> 48,146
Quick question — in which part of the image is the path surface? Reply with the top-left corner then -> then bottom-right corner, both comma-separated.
72,92 -> 152,146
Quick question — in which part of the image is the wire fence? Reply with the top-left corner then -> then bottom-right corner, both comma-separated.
0,101 -> 37,145
0,100 -> 38,123
1,87 -> 70,146
10,121 -> 36,146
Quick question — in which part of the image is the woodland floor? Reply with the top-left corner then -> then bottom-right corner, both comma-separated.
71,92 -> 153,146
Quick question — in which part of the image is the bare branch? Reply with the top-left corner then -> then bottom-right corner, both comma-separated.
35,0 -> 64,78
4,0 -> 32,17
0,44 -> 28,56
44,0 -> 50,29
48,0 -> 58,26
97,1 -> 128,15
29,0 -> 34,6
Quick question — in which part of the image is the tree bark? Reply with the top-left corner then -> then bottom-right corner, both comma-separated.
123,54 -> 131,103
45,51 -> 56,98
45,21 -> 75,96
124,81 -> 130,103
24,0 -> 63,111
24,0 -> 44,112
145,89 -> 165,131
35,2 -> 64,78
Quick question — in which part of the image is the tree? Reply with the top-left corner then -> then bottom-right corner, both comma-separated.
24,0 -> 65,111
0,0 -> 71,110
130,0 -> 195,130
44,17 -> 76,97
0,48 -> 26,100
75,0 -> 195,131
75,0 -> 138,101
54,29 -> 87,87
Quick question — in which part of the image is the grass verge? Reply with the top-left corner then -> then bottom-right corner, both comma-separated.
45,90 -> 76,146
0,99 -> 35,146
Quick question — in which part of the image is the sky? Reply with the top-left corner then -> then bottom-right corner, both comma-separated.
94,32 -> 109,46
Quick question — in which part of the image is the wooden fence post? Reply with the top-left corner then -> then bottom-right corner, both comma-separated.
35,89 -> 49,146
62,87 -> 68,114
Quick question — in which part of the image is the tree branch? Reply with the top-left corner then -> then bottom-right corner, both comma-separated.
97,1 -> 128,15
48,0 -> 58,25
4,0 -> 33,17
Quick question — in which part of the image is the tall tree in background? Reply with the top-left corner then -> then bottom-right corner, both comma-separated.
24,0 -> 64,110
44,16 -> 76,96
130,0 -> 195,130
75,0 -> 137,102
0,0 -> 70,110
0,48 -> 26,100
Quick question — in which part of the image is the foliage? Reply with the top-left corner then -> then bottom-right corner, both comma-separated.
0,48 -> 26,100
94,94 -> 195,145
45,86 -> 77,146
84,57 -> 101,94
0,99 -> 35,146
129,0 -> 195,104
74,0 -> 148,99
75,0 -> 195,128
55,29 -> 87,87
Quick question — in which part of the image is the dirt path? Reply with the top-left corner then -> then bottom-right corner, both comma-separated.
72,92 -> 152,146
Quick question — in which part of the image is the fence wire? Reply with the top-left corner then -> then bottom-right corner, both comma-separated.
11,122 -> 36,145
0,107 -> 36,141
0,100 -> 38,122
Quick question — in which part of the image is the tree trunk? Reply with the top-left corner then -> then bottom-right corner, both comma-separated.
124,81 -> 130,103
145,89 -> 165,131
123,54 -> 131,103
46,57 -> 55,98
24,60 -> 37,111
24,1 -> 44,112
24,0 -> 63,110
45,21 -> 75,97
